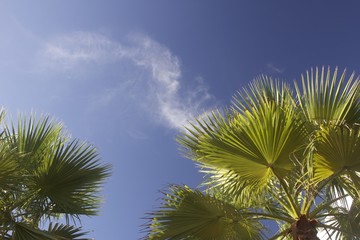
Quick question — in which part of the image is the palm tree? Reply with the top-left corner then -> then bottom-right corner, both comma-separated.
0,112 -> 111,239
145,67 -> 360,239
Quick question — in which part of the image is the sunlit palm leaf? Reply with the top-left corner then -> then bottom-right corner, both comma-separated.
295,66 -> 359,125
147,67 -> 360,240
146,185 -> 265,240
232,75 -> 295,115
178,78 -> 307,197
313,125 -> 360,182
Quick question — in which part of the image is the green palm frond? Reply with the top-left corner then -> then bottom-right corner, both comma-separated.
148,67 -> 360,240
46,223 -> 90,239
0,114 -> 111,239
178,78 -> 307,198
146,185 -> 265,240
13,222 -> 55,240
313,124 -> 360,182
318,199 -> 360,239
2,115 -> 64,171
232,75 -> 295,114
32,139 -> 111,217
295,66 -> 359,125
12,222 -> 89,240
0,141 -> 19,188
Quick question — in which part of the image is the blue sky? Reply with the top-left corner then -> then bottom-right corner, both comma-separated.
1,1 -> 360,239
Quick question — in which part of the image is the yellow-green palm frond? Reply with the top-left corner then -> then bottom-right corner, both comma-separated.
148,67 -> 360,240
232,75 -> 295,115
295,66 -> 360,126
313,124 -> 360,183
178,78 -> 307,198
145,185 -> 265,240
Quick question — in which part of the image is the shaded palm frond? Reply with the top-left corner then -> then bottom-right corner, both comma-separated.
0,113 -> 110,239
31,139 -> 111,219
2,115 -> 64,172
318,199 -> 360,239
46,223 -> 90,240
13,222 -> 56,240
0,140 -> 19,188
13,222 -> 90,240
145,185 -> 265,240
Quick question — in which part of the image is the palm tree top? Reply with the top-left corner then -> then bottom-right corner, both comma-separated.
0,113 -> 111,239
145,67 -> 360,240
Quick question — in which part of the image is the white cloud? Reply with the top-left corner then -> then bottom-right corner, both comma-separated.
39,32 -> 215,130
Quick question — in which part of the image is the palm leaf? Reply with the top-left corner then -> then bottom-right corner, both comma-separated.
319,199 -> 360,239
0,141 -> 19,188
13,222 -> 56,240
295,66 -> 359,125
178,78 -> 307,197
145,185 -> 265,240
31,140 -> 111,218
46,223 -> 90,239
313,125 -> 360,182
0,115 -> 111,227
2,115 -> 64,172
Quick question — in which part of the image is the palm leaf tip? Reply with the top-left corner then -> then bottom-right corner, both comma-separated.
295,66 -> 360,125
47,223 -> 90,239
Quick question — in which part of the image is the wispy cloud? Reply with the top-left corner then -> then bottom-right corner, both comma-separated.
39,32 -> 215,130
266,63 -> 284,74
39,32 -> 120,72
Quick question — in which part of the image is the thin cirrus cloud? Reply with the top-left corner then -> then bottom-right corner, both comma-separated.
266,63 -> 284,74
39,31 -> 215,130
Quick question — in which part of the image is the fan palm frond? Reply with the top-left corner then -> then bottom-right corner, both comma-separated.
32,139 -> 111,218
318,198 -> 360,239
178,78 -> 307,199
146,185 -> 265,240
0,114 -> 110,239
312,125 -> 360,182
46,223 -> 90,240
295,66 -> 359,125
148,67 -> 360,240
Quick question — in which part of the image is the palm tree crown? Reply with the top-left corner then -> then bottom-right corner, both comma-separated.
0,113 -> 111,239
145,67 -> 360,240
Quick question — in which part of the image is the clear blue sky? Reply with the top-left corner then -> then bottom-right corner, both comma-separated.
1,1 -> 360,239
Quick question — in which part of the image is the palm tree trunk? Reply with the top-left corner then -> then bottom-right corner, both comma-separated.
290,215 -> 319,240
